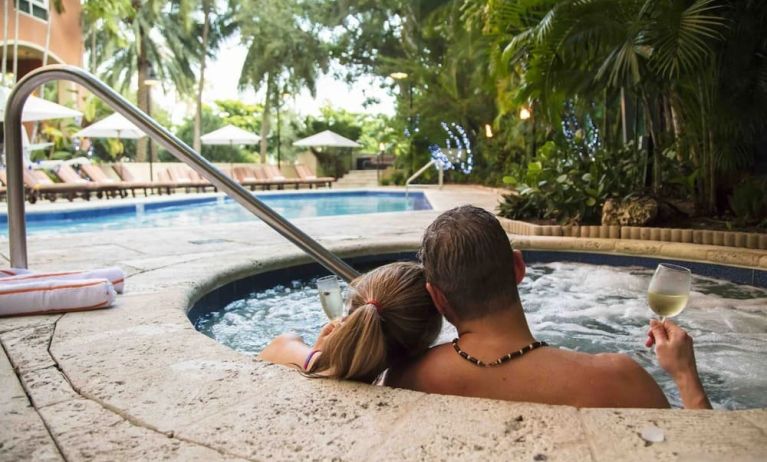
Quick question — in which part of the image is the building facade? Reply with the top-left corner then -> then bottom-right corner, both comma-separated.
0,0 -> 83,85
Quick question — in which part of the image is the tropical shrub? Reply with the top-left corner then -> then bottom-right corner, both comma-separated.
498,141 -> 641,224
729,177 -> 767,227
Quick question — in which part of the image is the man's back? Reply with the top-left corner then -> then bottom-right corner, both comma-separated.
387,342 -> 670,408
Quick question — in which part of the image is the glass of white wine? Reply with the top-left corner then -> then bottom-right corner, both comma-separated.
647,263 -> 691,321
316,275 -> 344,320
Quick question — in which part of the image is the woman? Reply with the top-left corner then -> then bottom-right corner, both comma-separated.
260,262 -> 442,383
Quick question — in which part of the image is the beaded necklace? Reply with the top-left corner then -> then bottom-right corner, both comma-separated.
451,338 -> 548,367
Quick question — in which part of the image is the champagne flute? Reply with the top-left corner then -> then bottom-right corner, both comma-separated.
316,275 -> 344,320
647,263 -> 691,321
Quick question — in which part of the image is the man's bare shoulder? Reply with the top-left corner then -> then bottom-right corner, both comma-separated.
386,343 -> 455,392
389,346 -> 669,408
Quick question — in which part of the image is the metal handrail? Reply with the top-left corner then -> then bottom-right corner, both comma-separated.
4,65 -> 360,282
405,159 -> 443,195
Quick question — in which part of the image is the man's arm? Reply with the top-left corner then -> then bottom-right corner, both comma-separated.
648,319 -> 712,409
595,353 -> 670,408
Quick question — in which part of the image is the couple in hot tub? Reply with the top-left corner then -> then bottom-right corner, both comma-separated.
262,206 -> 711,409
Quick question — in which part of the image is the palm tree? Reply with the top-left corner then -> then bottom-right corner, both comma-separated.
236,0 -> 329,162
485,0 -> 742,213
84,0 -> 199,161
192,0 -> 235,154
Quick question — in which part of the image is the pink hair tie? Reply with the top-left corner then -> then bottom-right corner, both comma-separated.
367,299 -> 383,315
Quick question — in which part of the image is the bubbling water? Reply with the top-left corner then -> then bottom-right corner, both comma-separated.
194,262 -> 767,409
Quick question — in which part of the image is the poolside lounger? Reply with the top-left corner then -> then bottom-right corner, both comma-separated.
263,164 -> 302,189
231,165 -> 272,190
166,164 -> 214,192
80,163 -> 132,198
54,164 -> 124,199
112,164 -> 173,195
294,163 -> 334,188
2,167 -> 90,203
5,168 -> 90,203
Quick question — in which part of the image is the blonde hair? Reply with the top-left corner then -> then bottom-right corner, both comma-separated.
308,262 -> 442,383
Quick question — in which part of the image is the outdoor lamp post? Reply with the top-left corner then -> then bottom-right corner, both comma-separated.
144,65 -> 161,182
276,92 -> 290,168
390,72 -> 414,174
377,142 -> 385,185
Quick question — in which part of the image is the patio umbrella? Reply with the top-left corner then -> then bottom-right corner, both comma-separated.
293,130 -> 362,148
201,124 -> 261,146
201,124 -> 261,170
73,113 -> 153,179
72,113 -> 145,139
0,87 -> 83,121
293,130 -> 362,179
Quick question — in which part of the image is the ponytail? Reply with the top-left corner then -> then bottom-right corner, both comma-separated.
308,302 -> 388,383
307,262 -> 442,383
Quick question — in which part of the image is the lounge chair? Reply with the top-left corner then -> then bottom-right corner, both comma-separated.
0,168 -> 88,203
79,164 -> 131,198
54,164 -> 123,199
112,164 -> 172,196
294,163 -> 334,188
263,164 -> 302,189
231,165 -> 272,190
165,164 -> 213,192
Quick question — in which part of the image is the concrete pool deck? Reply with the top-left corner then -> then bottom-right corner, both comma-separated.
1,185 -> 766,461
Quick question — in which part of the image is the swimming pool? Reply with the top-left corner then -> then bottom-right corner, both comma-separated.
0,191 -> 432,236
190,252 -> 767,410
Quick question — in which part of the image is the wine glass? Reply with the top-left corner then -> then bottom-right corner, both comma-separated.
316,275 -> 344,320
647,263 -> 691,321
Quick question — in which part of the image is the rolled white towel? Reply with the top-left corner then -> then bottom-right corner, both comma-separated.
0,268 -> 33,278
0,278 -> 116,317
0,267 -> 125,293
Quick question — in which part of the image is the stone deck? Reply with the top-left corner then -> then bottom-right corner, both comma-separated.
1,186 -> 766,461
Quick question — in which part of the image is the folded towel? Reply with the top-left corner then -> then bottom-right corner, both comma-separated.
0,268 -> 33,278
0,267 -> 125,293
0,278 -> 116,317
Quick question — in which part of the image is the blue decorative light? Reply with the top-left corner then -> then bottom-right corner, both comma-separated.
429,122 -> 473,174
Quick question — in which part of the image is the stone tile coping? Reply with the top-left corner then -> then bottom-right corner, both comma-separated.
500,218 -> 767,251
1,199 -> 766,460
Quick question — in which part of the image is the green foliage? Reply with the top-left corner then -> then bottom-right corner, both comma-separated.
729,177 -> 767,227
498,141 -> 641,224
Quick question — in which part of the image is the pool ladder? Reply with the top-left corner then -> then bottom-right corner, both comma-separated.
3,65 -> 360,282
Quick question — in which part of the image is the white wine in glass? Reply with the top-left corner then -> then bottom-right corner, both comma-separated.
316,275 -> 344,320
647,263 -> 691,320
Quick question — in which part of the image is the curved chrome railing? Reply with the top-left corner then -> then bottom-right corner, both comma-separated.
4,65 -> 360,282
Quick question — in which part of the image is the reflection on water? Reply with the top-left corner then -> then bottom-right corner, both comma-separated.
194,262 -> 767,410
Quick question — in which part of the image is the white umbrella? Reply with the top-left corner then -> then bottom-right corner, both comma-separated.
0,87 -> 83,121
201,124 -> 260,146
293,130 -> 362,148
73,113 -> 145,139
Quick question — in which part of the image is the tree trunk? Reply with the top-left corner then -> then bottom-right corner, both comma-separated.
620,87 -> 628,145
707,129 -> 716,213
90,27 -> 96,73
136,26 -> 149,162
641,93 -> 661,194
12,0 -> 19,82
259,73 -> 272,163
193,1 -> 211,154
2,0 -> 8,84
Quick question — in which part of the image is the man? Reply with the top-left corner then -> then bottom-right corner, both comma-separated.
388,205 -> 710,409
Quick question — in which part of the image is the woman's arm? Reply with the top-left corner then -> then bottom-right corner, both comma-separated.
260,333 -> 312,369
260,321 -> 341,370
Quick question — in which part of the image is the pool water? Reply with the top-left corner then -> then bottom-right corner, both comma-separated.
1,191 -> 432,236
194,261 -> 767,410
